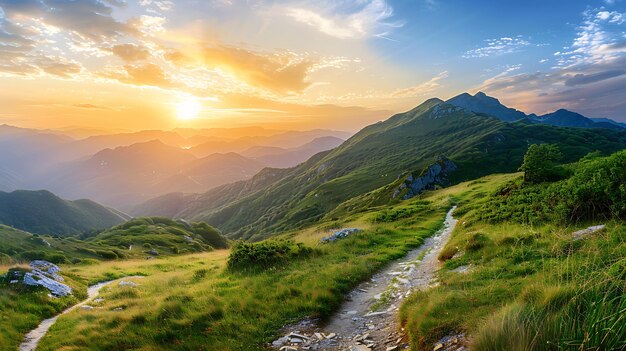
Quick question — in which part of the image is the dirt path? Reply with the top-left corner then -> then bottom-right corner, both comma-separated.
19,276 -> 144,351
272,206 -> 458,351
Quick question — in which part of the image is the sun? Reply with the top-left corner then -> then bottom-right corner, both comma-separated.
176,98 -> 202,120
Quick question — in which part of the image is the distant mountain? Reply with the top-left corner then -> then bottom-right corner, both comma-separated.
446,92 -> 625,130
533,109 -> 622,129
243,136 -> 345,168
590,118 -> 626,128
0,124 -> 73,176
446,92 -> 527,122
134,98 -> 626,240
0,190 -> 128,235
42,140 -> 265,208
190,129 -> 352,157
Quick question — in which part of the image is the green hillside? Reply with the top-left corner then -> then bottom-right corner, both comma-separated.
0,190 -> 128,235
0,217 -> 228,264
136,100 -> 626,240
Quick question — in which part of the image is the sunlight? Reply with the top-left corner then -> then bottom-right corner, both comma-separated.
176,97 -> 202,120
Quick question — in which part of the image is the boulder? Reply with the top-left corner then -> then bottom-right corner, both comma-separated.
321,228 -> 361,243
7,260 -> 74,297
572,225 -> 605,241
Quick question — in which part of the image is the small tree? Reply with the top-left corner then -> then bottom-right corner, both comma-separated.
520,144 -> 563,183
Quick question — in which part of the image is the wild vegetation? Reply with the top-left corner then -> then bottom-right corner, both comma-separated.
399,149 -> 626,350
0,217 -> 228,264
0,182 -> 456,350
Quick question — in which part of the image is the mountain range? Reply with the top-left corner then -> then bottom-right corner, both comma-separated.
0,125 -> 348,208
131,94 -> 626,240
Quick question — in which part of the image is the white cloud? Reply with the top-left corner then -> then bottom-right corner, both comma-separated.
463,36 -> 531,58
284,0 -> 402,40
391,71 -> 448,98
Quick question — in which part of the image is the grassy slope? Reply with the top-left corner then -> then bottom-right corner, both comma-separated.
0,190 -> 127,236
14,177 -> 482,351
399,161 -> 626,350
144,101 -> 626,241
0,269 -> 87,351
1,169 -> 622,350
0,217 -> 228,264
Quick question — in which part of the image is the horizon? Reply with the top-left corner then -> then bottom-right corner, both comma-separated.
1,0 -> 625,133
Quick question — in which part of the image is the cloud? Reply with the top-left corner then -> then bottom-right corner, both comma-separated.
565,69 -> 626,86
72,103 -> 111,110
167,45 -> 315,93
391,71 -> 449,98
0,0 -> 136,42
284,0 -> 402,40
473,8 -> 626,120
101,63 -> 173,88
463,36 -> 531,58
110,44 -> 150,62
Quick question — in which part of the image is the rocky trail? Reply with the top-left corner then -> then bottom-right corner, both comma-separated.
19,276 -> 144,351
272,206 -> 465,351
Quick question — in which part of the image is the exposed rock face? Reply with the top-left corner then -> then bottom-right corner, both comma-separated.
15,260 -> 73,297
393,157 -> 457,200
321,228 -> 361,243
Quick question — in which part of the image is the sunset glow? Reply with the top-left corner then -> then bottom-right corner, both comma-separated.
0,1 -> 623,133
176,98 -> 202,121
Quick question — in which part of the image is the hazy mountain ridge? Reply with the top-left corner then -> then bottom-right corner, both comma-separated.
133,97 -> 626,240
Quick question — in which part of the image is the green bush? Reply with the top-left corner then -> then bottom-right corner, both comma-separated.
227,240 -> 315,271
478,150 -> 626,224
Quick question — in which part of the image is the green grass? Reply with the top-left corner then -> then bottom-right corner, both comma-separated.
0,217 -> 229,264
398,153 -> 626,350
0,269 -> 87,351
1,190 -> 453,351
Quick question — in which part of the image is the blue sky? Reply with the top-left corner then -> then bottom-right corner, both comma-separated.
0,0 -> 624,131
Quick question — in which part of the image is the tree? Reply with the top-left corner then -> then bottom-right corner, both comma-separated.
520,144 -> 563,183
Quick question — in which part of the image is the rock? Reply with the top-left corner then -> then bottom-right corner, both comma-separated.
321,228 -> 361,243
93,298 -> 104,303
280,347 -> 298,351
113,307 -> 124,311
325,333 -> 336,339
392,156 -> 457,200
16,261 -> 74,297
146,249 -> 159,256
183,235 -> 193,242
433,343 -> 443,351
386,346 -> 398,351
572,225 -> 605,240
119,281 -> 138,287
81,305 -> 94,310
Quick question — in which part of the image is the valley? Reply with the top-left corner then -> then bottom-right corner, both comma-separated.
0,94 -> 625,351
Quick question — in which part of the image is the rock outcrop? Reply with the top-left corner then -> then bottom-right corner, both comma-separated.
321,228 -> 361,243
8,260 -> 73,297
393,157 -> 457,200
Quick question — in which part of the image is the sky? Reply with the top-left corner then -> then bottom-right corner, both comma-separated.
0,0 -> 625,132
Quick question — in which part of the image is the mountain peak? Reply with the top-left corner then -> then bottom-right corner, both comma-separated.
446,92 -> 526,122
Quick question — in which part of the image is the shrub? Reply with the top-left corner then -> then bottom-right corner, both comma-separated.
227,240 -> 314,271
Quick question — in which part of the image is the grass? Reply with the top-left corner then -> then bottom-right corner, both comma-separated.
399,166 -> 626,350
0,217 -> 229,264
1,185 -> 457,351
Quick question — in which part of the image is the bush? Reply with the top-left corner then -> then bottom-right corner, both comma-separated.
227,240 -> 314,271
478,150 -> 626,224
